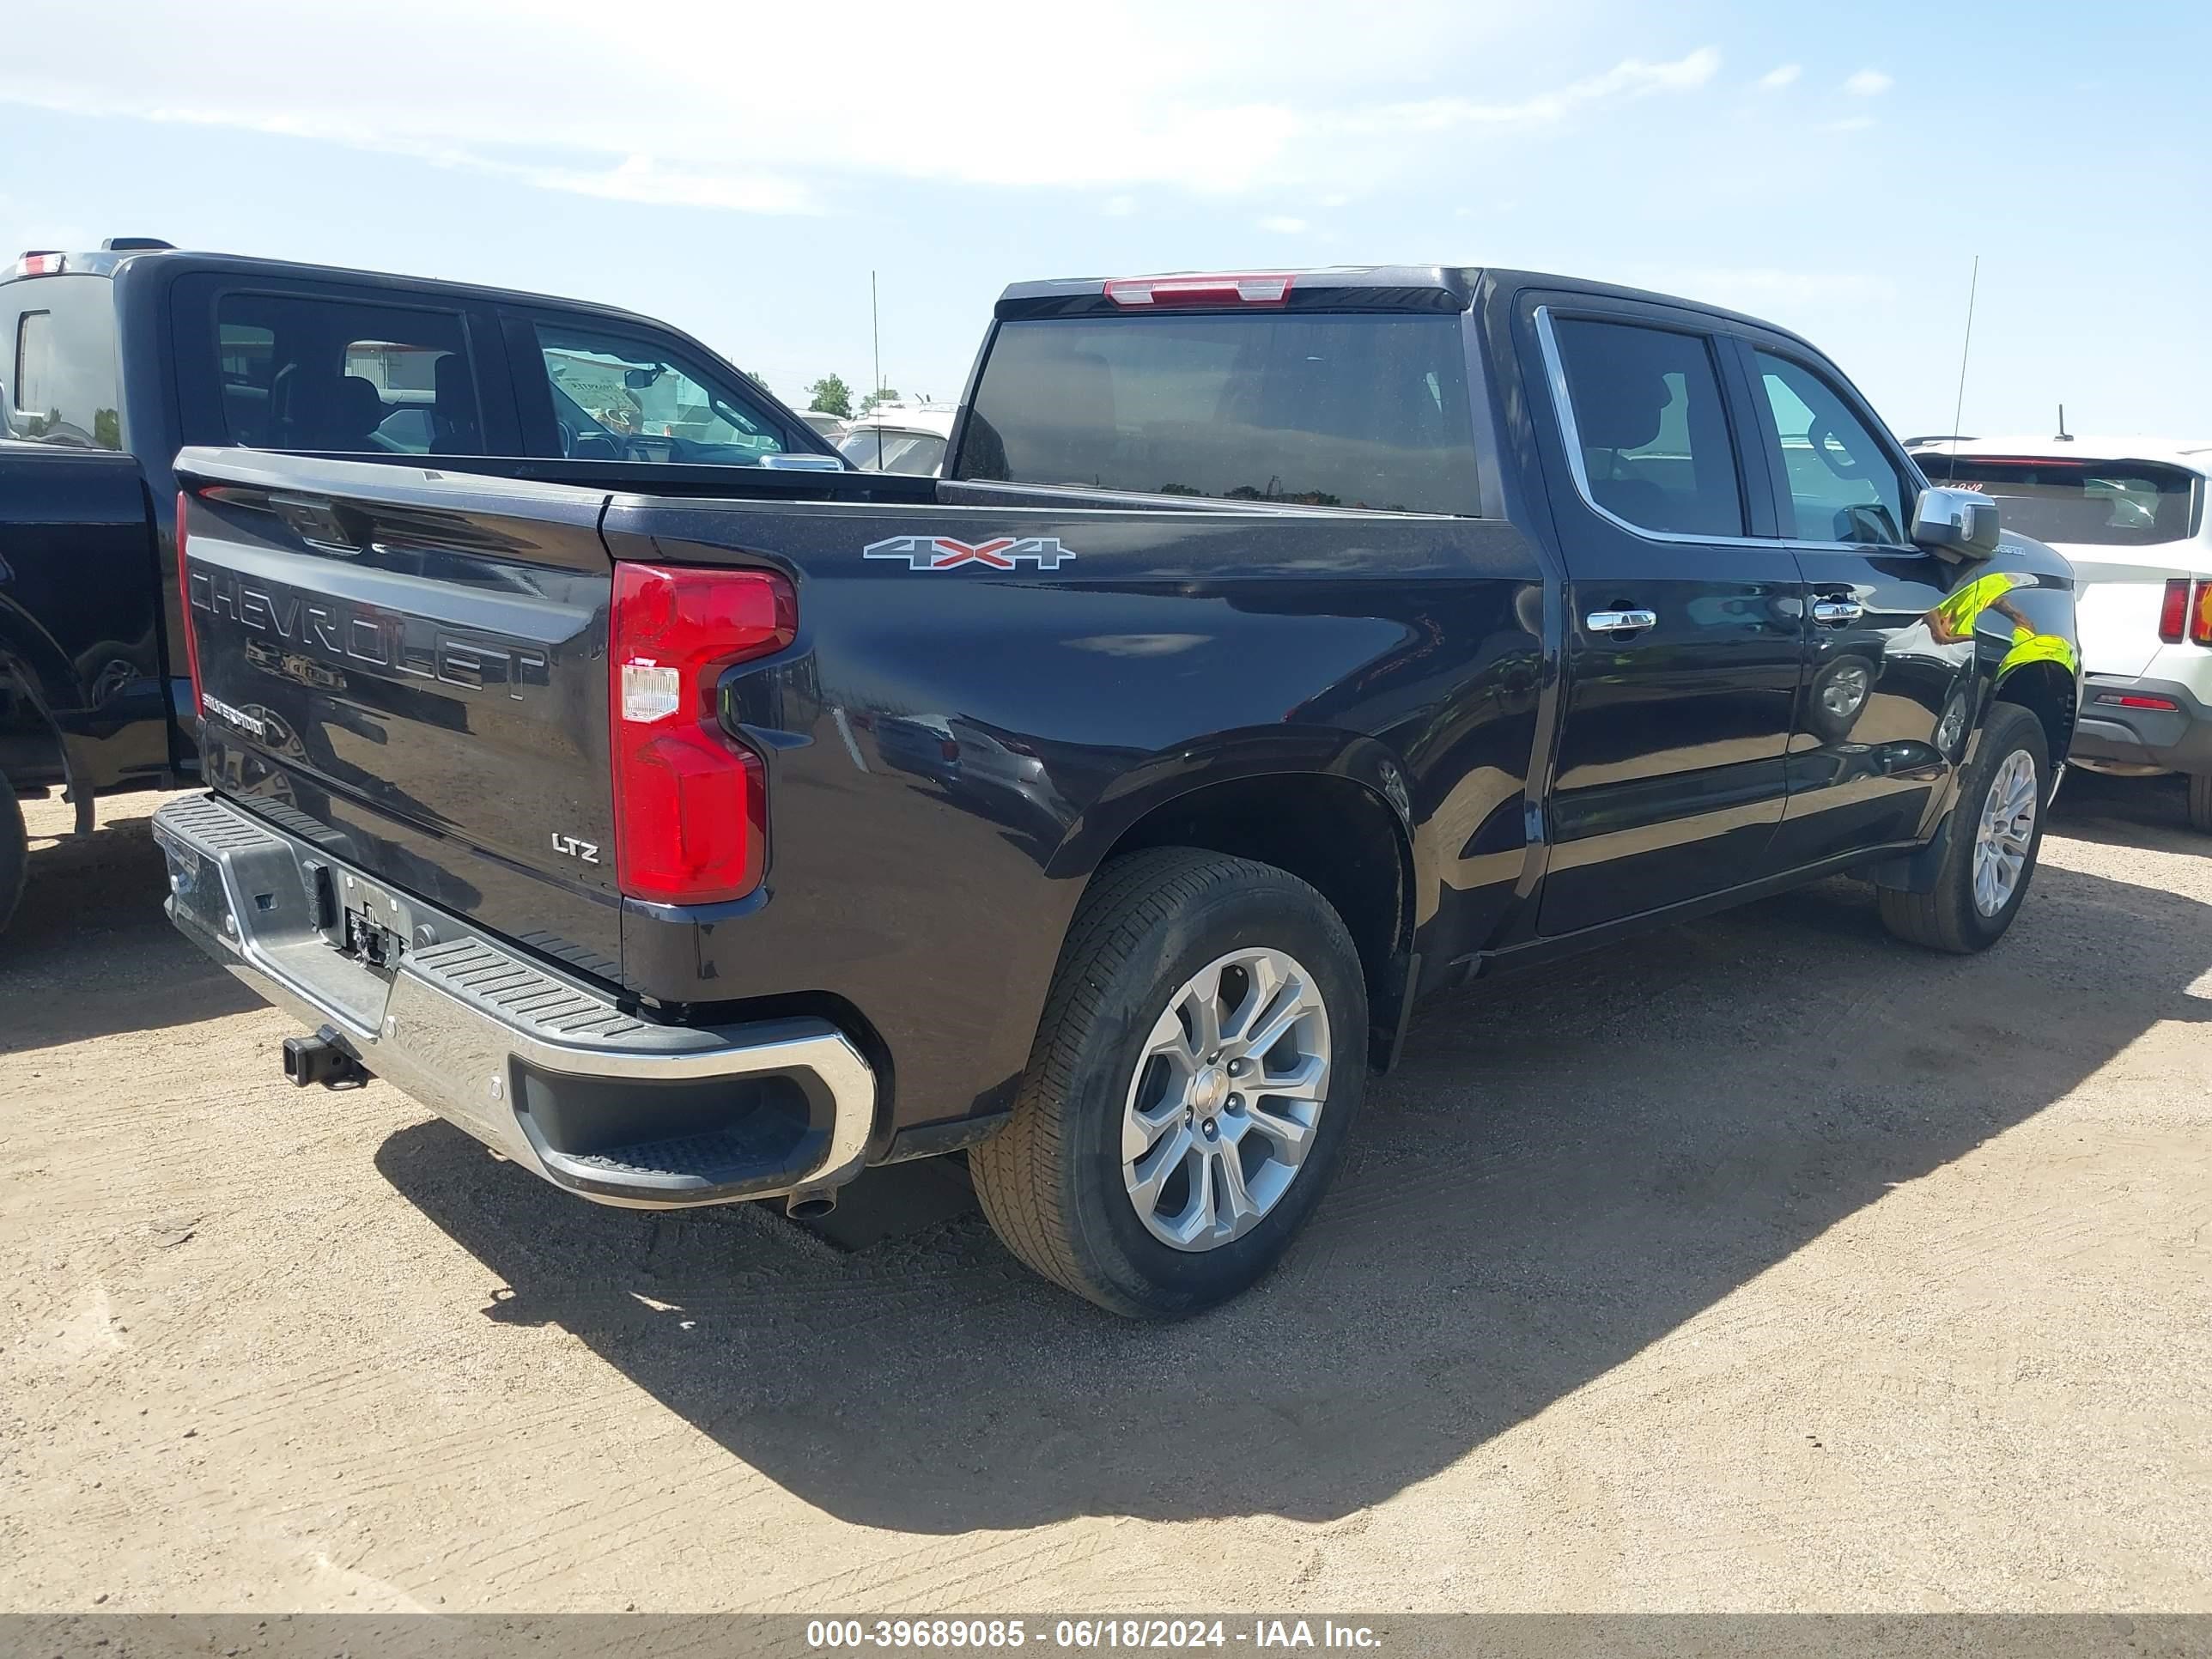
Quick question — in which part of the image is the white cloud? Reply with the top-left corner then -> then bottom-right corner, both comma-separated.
1259,216 -> 1309,234
1827,115 -> 1877,133
1844,69 -> 1894,97
1758,64 -> 1802,90
0,3 -> 1719,210
1102,195 -> 1139,218
501,156 -> 817,216
1342,46 -> 1720,134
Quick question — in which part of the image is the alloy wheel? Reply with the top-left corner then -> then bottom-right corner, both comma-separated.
1120,946 -> 1332,1252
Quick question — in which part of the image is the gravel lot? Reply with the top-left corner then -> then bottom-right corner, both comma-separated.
3,780 -> 2208,1612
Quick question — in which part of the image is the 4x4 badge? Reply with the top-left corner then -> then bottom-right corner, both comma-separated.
864,534 -> 1076,571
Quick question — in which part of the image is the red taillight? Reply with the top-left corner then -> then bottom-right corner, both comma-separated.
1103,272 -> 1294,308
14,251 -> 64,276
2160,579 -> 2190,643
175,489 -> 204,719
2193,581 -> 2212,647
607,562 -> 795,905
2096,692 -> 2181,711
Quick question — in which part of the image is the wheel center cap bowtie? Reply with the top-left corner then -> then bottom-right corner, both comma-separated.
1190,1066 -> 1230,1113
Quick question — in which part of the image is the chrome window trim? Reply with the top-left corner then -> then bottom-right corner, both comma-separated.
1534,306 -> 1914,556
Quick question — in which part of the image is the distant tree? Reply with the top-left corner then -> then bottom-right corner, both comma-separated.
806,374 -> 854,419
855,386 -> 902,416
738,368 -> 771,392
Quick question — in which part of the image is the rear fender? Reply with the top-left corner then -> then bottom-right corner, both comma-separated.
1046,726 -> 1415,883
1046,727 -> 1419,1066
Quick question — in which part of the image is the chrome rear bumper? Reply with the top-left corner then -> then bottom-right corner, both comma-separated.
152,793 -> 876,1209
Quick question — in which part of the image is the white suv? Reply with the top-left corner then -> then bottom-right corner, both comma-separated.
1912,436 -> 2212,831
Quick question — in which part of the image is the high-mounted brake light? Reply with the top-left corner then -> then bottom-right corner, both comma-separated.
2159,579 -> 2191,643
13,251 -> 64,277
175,490 -> 204,720
1103,272 -> 1294,308
608,562 -> 796,906
2193,580 -> 2212,647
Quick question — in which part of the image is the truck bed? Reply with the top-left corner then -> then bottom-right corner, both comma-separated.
172,446 -> 1546,1139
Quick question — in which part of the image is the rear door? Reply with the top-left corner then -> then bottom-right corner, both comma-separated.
1732,336 -> 1966,865
1524,295 -> 1806,936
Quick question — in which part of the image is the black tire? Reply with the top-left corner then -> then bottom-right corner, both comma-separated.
970,847 -> 1369,1319
2188,772 -> 2212,835
0,788 -> 26,939
1879,702 -> 2050,953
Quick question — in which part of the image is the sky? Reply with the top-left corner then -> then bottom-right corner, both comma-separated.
4,0 -> 2208,439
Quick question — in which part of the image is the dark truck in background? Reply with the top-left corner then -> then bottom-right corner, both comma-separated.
156,265 -> 2080,1317
0,239 -> 841,932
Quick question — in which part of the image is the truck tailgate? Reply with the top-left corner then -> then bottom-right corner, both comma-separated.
174,452 -> 623,980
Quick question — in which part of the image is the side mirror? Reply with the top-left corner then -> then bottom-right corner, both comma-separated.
1911,486 -> 2001,560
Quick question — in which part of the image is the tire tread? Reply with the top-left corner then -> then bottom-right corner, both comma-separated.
1879,701 -> 2047,955
969,848 -> 1339,1315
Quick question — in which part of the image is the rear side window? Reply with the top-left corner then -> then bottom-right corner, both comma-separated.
955,313 -> 1480,515
1548,317 -> 1744,538
213,292 -> 481,454
1917,453 -> 2200,547
8,277 -> 122,449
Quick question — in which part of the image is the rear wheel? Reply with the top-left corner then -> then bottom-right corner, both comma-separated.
2188,772 -> 2212,834
1880,702 -> 2049,953
0,788 -> 26,939
970,848 -> 1368,1318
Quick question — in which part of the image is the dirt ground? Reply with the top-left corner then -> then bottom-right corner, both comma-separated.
3,779 -> 2208,1613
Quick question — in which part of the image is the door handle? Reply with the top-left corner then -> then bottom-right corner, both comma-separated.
1812,598 -> 1864,625
1585,608 -> 1657,636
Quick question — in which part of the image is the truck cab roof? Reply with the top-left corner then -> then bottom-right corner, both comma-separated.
4,244 -> 689,337
994,264 -> 1824,350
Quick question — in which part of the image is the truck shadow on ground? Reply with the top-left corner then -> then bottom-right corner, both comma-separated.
0,796 -> 258,1054
374,824 -> 2212,1533
2050,767 -> 2203,854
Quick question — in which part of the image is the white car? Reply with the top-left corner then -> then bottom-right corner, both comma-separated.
838,403 -> 957,476
1914,436 -> 2212,830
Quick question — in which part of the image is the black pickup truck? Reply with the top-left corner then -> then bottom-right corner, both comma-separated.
0,240 -> 840,932
154,265 -> 2080,1317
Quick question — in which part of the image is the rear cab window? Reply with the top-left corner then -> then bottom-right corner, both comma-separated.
953,311 -> 1480,515
1917,453 -> 2202,547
